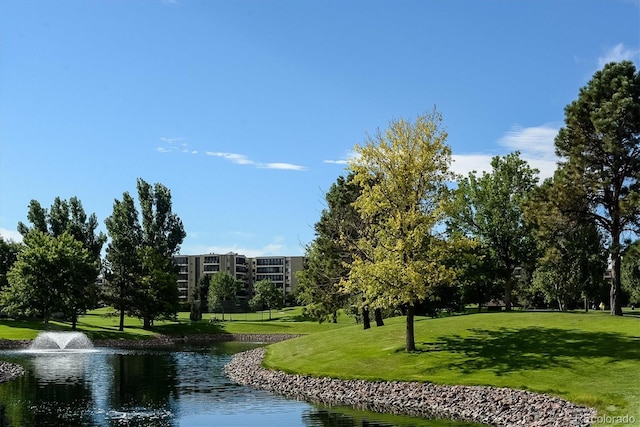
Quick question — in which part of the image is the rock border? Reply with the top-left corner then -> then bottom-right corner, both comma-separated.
225,347 -> 597,427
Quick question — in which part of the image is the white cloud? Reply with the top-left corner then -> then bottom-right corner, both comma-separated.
323,150 -> 359,166
598,43 -> 639,68
452,124 -> 561,180
0,228 -> 22,242
206,151 -> 306,171
261,162 -> 306,171
206,152 -> 255,165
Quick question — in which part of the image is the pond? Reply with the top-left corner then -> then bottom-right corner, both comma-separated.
0,342 -> 479,426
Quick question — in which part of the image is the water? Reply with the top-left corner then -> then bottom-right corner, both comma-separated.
0,342 -> 479,427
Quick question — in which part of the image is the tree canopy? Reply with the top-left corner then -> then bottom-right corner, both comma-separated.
342,110 -> 457,351
554,60 -> 640,315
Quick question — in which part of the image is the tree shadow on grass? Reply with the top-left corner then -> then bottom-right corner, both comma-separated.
423,327 -> 640,375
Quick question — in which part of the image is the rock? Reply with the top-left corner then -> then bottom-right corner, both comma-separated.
225,348 -> 597,427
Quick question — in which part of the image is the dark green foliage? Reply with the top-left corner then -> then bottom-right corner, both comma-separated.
448,152 -> 539,310
622,240 -> 640,304
0,237 -> 21,294
2,231 -> 98,329
554,61 -> 640,315
296,174 -> 362,323
13,196 -> 105,328
105,179 -> 185,330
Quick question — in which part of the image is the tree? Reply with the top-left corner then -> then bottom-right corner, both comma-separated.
105,179 -> 186,330
554,61 -> 640,316
2,231 -> 97,329
342,110 -> 457,351
134,179 -> 186,329
448,152 -> 539,311
0,237 -> 21,294
134,247 -> 180,328
622,240 -> 640,304
104,192 -> 142,331
524,174 -> 607,311
296,174 -> 365,324
15,197 -> 105,327
249,279 -> 283,320
207,272 -> 239,321
189,274 -> 210,321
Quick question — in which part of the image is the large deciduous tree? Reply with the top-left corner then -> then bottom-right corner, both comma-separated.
15,196 -> 106,327
448,152 -> 539,311
342,110 -> 457,351
554,61 -> 640,316
207,272 -> 239,321
2,231 -> 97,329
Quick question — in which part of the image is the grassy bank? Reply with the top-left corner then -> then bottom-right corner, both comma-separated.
263,311 -> 639,426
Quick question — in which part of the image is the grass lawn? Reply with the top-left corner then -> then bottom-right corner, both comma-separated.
0,306 -> 351,341
264,311 -> 640,427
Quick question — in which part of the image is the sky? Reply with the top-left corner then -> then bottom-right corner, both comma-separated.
1,0 -> 638,257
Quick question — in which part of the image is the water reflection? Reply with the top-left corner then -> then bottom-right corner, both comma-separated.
0,344 -> 480,427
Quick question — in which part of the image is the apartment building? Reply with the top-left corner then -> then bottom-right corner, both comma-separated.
173,253 -> 304,304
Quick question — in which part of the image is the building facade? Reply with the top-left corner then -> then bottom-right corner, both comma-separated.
173,253 -> 304,305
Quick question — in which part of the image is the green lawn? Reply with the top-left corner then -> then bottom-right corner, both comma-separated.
264,311 -> 640,427
0,306 -> 350,341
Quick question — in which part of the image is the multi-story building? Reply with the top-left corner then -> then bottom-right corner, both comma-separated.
173,253 -> 303,305
248,256 -> 305,304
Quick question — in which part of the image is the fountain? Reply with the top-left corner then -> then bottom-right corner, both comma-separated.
29,331 -> 94,350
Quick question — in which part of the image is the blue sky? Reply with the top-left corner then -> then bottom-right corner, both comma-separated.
1,0 -> 638,256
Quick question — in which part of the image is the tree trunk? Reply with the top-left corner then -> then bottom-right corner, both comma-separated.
374,308 -> 384,326
332,311 -> 337,324
119,308 -> 125,332
504,278 -> 513,311
143,317 -> 152,330
610,235 -> 623,316
362,306 -> 371,330
405,304 -> 416,351
71,314 -> 78,331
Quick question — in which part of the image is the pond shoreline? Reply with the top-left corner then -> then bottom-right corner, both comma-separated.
225,347 -> 597,427
0,333 -> 298,383
0,333 -> 598,426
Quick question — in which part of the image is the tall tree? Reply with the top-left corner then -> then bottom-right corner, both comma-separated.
134,179 -> 185,329
554,61 -> 640,316
105,179 -> 185,330
249,279 -> 283,320
296,174 -> 364,324
2,231 -> 97,329
448,152 -> 539,311
104,192 -> 143,331
342,110 -> 457,351
207,272 -> 239,321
